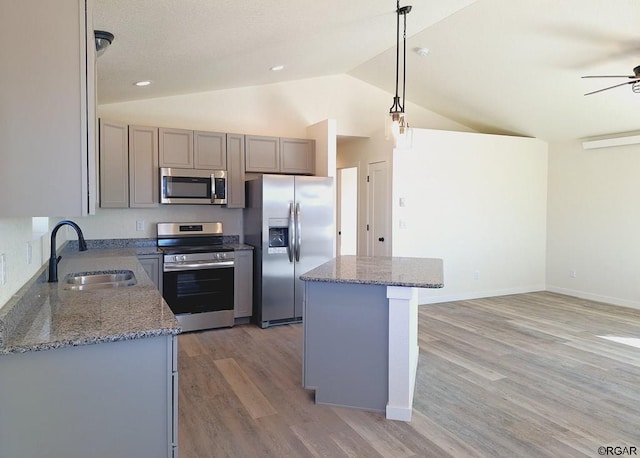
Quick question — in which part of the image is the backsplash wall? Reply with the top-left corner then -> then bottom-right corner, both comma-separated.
0,218 -> 49,309
73,206 -> 243,240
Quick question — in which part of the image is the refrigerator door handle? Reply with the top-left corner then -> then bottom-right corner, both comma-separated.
288,201 -> 295,263
295,202 -> 302,262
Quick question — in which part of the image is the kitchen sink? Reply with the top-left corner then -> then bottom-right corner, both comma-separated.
63,270 -> 137,291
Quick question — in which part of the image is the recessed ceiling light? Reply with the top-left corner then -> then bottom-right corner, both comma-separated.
270,65 -> 284,72
134,80 -> 152,87
414,47 -> 429,57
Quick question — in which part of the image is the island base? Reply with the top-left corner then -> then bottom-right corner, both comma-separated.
302,281 -> 420,421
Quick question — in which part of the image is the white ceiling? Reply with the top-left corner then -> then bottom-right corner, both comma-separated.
94,0 -> 640,142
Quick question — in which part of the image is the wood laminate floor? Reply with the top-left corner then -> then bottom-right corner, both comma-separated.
177,292 -> 640,457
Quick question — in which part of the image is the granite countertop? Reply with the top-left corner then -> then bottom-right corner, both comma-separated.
0,246 -> 180,354
300,255 -> 444,288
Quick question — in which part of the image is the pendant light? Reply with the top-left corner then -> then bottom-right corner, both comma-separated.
386,0 -> 412,146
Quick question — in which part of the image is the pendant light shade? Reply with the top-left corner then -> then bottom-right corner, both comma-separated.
387,1 -> 412,147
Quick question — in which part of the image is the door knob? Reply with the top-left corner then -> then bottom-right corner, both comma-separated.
378,237 -> 384,242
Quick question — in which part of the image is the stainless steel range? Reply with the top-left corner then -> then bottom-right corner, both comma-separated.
157,222 -> 234,332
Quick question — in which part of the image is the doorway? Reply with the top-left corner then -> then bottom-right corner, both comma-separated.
337,167 -> 358,255
367,161 -> 390,257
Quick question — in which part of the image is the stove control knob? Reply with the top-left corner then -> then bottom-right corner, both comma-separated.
215,253 -> 221,260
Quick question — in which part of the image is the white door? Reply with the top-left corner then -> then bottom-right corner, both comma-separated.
367,161 -> 390,256
337,167 -> 358,255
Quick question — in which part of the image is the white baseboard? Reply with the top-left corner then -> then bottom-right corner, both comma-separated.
545,285 -> 640,310
418,284 -> 546,305
418,284 -> 640,311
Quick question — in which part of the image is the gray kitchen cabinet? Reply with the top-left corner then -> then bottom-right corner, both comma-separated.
138,254 -> 163,292
245,135 -> 281,173
129,125 -> 160,207
99,120 -> 129,208
226,134 -> 246,208
0,0 -> 96,217
280,138 -> 315,175
98,123 -> 159,208
159,127 -> 194,168
0,335 -> 178,458
245,135 -> 315,175
194,130 -> 227,169
234,249 -> 254,318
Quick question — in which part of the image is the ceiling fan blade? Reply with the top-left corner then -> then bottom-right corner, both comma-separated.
584,80 -> 637,96
581,75 -> 636,79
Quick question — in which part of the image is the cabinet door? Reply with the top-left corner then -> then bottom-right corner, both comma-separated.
159,128 -> 194,168
99,120 -> 129,208
0,0 -> 94,216
129,126 -> 159,207
194,131 -> 227,169
280,138 -> 315,175
226,134 -> 245,208
245,135 -> 280,173
137,254 -> 162,292
234,250 -> 254,318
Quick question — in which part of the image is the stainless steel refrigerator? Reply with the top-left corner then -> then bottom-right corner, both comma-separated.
244,174 -> 334,328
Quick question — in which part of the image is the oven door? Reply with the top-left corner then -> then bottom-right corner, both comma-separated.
163,263 -> 234,316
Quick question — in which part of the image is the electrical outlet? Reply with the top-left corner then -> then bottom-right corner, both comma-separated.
136,220 -> 145,231
26,242 -> 32,265
399,219 -> 407,229
399,197 -> 407,207
0,253 -> 6,286
569,269 -> 577,278
474,270 -> 480,280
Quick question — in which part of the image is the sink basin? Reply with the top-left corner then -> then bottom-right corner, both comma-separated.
63,270 -> 137,291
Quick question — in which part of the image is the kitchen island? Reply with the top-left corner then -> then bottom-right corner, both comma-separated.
0,245 -> 180,458
300,255 -> 443,421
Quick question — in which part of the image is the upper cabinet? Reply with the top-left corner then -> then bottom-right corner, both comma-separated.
245,135 -> 315,175
99,120 -> 129,208
129,126 -> 159,207
280,138 -> 315,175
245,136 -> 280,173
0,0 -> 96,216
99,120 -> 159,209
194,131 -> 227,169
159,128 -> 194,168
159,128 -> 227,170
226,134 -> 245,209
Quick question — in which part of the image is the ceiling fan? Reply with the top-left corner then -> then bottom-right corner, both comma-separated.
582,65 -> 640,95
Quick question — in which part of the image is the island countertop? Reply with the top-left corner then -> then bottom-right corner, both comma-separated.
0,247 -> 180,354
300,255 -> 444,288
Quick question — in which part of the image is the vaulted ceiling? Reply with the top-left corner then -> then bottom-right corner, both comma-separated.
95,0 -> 640,142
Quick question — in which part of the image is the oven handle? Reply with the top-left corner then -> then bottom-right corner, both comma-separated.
163,260 -> 235,272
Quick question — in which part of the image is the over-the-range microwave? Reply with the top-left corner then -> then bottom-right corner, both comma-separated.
160,167 -> 227,205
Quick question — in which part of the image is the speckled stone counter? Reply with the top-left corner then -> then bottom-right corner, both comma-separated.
300,255 -> 444,287
0,246 -> 180,354
301,255 -> 443,422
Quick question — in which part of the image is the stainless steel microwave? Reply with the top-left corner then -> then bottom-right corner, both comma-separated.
160,167 -> 227,205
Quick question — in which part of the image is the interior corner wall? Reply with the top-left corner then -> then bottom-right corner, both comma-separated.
306,119 -> 337,178
546,139 -> 640,309
392,129 -> 548,304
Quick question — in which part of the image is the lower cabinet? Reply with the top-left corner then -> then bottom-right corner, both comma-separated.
234,249 -> 253,318
138,254 -> 163,292
0,335 -> 178,458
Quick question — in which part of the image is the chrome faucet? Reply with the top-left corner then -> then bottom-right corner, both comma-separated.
48,220 -> 88,283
